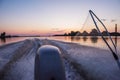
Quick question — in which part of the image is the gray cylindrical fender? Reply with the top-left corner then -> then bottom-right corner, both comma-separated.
35,45 -> 66,80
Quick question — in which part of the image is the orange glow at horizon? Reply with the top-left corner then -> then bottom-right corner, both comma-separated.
0,23 -> 119,35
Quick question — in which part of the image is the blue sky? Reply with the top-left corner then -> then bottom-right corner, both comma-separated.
0,0 -> 120,35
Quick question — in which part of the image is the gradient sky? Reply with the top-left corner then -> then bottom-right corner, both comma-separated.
0,0 -> 120,35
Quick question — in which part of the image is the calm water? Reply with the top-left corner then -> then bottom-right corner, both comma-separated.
0,36 -> 120,55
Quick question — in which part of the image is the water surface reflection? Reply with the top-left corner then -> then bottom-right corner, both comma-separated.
0,38 -> 6,44
0,36 -> 119,55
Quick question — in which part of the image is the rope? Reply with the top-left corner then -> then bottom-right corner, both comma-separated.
80,13 -> 90,31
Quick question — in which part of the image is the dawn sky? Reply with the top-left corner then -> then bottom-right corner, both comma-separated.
0,0 -> 120,35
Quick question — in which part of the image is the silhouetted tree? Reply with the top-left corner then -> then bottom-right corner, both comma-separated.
70,31 -> 76,36
82,31 -> 89,36
75,31 -> 81,36
1,32 -> 6,38
90,28 -> 98,36
102,31 -> 108,36
64,33 -> 68,36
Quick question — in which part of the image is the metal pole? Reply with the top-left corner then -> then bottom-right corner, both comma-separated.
89,10 -> 120,69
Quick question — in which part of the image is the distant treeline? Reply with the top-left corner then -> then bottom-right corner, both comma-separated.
0,32 -> 40,38
0,32 -> 19,38
54,28 -> 120,36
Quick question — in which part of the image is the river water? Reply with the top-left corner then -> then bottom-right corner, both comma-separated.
0,36 -> 120,55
